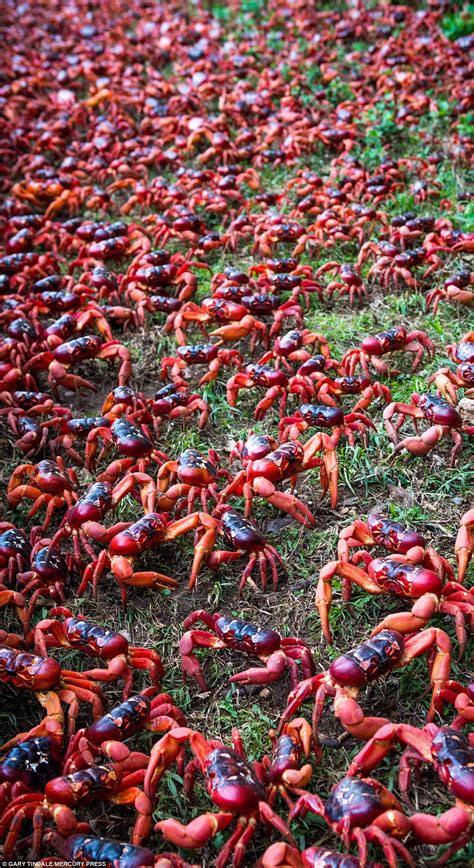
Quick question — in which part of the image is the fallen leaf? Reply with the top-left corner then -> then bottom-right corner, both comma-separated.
388,485 -> 415,506
264,515 -> 294,533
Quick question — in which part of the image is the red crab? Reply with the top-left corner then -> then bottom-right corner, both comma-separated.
278,628 -> 452,742
226,364 -> 314,419
5,412 -> 52,458
279,403 -> 375,448
74,225 -> 150,267
0,390 -> 62,419
0,759 -> 153,858
170,298 -> 269,350
47,479 -> 141,567
79,510 -> 212,607
31,607 -> 164,698
426,271 -> 474,313
32,831 -> 194,868
257,328 -> 331,371
179,611 -> 315,691
383,392 -> 474,466
0,699 -> 64,813
336,513 -> 432,562
220,435 -> 334,516
0,647 -> 104,733
161,343 -> 242,387
309,374 -> 392,415
317,539 -> 472,654
366,246 -> 442,289
343,326 -> 435,377
428,362 -> 474,405
45,414 -> 114,466
7,459 -> 78,529
144,726 -> 306,868
206,308 -> 271,349
86,418 -> 169,476
123,250 -> 204,300
14,535 -> 75,617
25,335 -> 132,391
0,523 -> 35,584
252,258 -> 323,308
287,776 -> 413,868
156,448 -> 230,514
189,505 -> 288,593
253,216 -> 315,259
259,842 -> 382,867
133,384 -> 210,433
101,385 -> 149,417
315,262 -> 368,305
347,724 -> 474,865
446,331 -> 474,365
64,688 -> 186,774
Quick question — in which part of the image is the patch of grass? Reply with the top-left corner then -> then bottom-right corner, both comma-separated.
440,5 -> 474,40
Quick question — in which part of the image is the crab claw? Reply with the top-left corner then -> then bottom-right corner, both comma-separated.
283,717 -> 313,757
455,508 -> 474,582
155,812 -> 234,848
144,727 -> 192,800
257,842 -> 303,868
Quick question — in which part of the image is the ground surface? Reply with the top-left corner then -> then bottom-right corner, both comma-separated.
1,0 -> 473,865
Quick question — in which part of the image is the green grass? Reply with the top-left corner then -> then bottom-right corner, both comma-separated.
440,4 -> 474,40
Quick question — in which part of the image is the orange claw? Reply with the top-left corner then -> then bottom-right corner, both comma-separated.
119,571 -> 179,589
392,424 -> 446,457
347,722 -> 433,778
0,690 -> 64,752
399,627 -> 452,720
370,593 -> 438,638
337,519 -> 375,560
229,650 -> 288,686
255,386 -> 284,419
283,717 -> 313,759
316,560 -> 383,644
277,674 -> 326,734
131,790 -> 154,846
188,514 -> 219,589
144,727 -> 192,800
410,806 -> 472,849
211,315 -> 267,344
0,588 -> 29,634
333,693 -> 390,741
438,679 -> 474,727
156,812 -> 234,848
455,508 -> 474,582
258,842 -> 303,867
251,477 -> 316,527
322,444 -> 338,508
